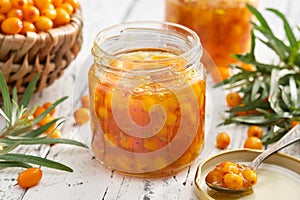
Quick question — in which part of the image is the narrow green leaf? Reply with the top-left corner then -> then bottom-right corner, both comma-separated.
0,153 -> 73,172
267,8 -> 297,48
23,118 -> 61,137
0,144 -> 19,155
0,161 -> 32,169
19,74 -> 39,108
0,137 -> 87,148
247,4 -> 272,32
0,72 -> 12,120
12,87 -> 18,104
251,79 -> 261,101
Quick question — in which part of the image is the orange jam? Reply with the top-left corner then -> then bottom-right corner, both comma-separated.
165,0 -> 259,79
88,50 -> 206,177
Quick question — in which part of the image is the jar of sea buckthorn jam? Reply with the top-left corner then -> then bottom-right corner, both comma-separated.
89,22 -> 205,177
165,0 -> 259,81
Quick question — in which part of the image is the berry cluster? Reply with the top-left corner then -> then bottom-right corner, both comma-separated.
0,0 -> 79,34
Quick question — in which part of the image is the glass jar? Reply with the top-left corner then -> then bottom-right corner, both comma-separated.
88,22 -> 205,177
165,0 -> 259,80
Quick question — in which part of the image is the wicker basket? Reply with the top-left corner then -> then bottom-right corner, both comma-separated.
0,9 -> 83,94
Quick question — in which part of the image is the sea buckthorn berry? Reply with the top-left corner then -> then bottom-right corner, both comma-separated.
226,92 -> 242,107
216,132 -> 230,149
1,17 -> 22,34
23,5 -> 40,22
43,102 -> 55,116
7,8 -> 23,19
52,0 -> 63,7
35,16 -> 53,32
21,21 -> 36,34
74,107 -> 90,125
63,0 -> 79,10
247,125 -> 263,139
242,169 -> 258,188
41,8 -> 57,20
11,0 -> 27,9
27,0 -> 34,5
33,106 -> 46,118
80,95 -> 89,108
34,0 -> 51,11
0,13 -> 5,23
222,173 -> 244,190
205,170 -> 222,184
17,168 -> 42,189
244,136 -> 263,150
0,0 -> 12,13
53,7 -> 70,27
291,121 -> 300,128
49,129 -> 62,138
60,2 -> 73,15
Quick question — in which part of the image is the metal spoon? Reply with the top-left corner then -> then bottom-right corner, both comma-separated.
206,124 -> 300,193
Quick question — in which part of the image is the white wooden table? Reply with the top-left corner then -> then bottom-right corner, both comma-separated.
1,0 -> 300,199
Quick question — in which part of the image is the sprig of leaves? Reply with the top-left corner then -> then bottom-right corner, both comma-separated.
216,5 -> 300,145
0,71 -> 87,171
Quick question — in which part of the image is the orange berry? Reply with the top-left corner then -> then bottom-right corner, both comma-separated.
74,107 -> 90,125
7,8 -> 23,20
223,173 -> 244,190
17,168 -> 42,189
41,8 -> 57,20
23,5 -> 40,22
27,0 -> 34,5
218,66 -> 232,80
244,136 -> 263,150
291,121 -> 300,128
42,102 -> 55,116
242,169 -> 258,188
34,0 -> 51,11
11,0 -> 27,9
226,92 -> 242,108
216,132 -> 230,149
80,95 -> 89,108
49,129 -> 62,138
35,16 -> 53,32
33,106 -> 46,118
21,21 -> 36,34
0,13 -> 5,23
0,0 -> 12,13
52,0 -> 63,7
63,0 -> 79,10
53,7 -> 70,27
60,2 -> 73,15
1,17 -> 22,34
247,125 -> 263,139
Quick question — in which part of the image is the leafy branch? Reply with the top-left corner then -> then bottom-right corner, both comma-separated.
216,5 -> 300,145
0,72 -> 87,171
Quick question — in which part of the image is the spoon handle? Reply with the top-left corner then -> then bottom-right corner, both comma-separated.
251,124 -> 300,170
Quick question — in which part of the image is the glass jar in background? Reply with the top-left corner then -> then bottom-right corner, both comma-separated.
89,22 -> 206,177
165,0 -> 259,81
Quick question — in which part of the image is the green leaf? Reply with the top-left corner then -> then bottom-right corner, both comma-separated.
0,153 -> 73,172
247,4 -> 272,32
267,8 -> 297,49
22,118 -> 61,137
12,87 -> 18,105
0,71 -> 12,121
0,137 -> 87,148
0,161 -> 32,169
19,74 -> 39,108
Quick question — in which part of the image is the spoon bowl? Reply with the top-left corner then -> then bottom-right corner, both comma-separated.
205,124 -> 300,193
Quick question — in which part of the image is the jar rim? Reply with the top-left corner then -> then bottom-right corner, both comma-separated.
92,21 -> 202,71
